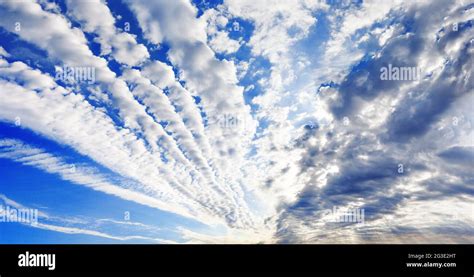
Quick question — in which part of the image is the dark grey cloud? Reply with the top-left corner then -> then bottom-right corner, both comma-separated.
438,146 -> 474,164
275,0 -> 474,243
385,43 -> 473,142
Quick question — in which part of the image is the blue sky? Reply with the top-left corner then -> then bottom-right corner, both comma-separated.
0,0 -> 473,243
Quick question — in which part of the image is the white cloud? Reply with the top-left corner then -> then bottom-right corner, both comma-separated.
208,31 -> 241,54
0,193 -> 176,243
65,0 -> 149,66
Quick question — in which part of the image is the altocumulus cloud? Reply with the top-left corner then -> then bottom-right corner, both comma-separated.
0,0 -> 472,243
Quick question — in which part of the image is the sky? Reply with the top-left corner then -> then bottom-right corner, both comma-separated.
0,0 -> 472,244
